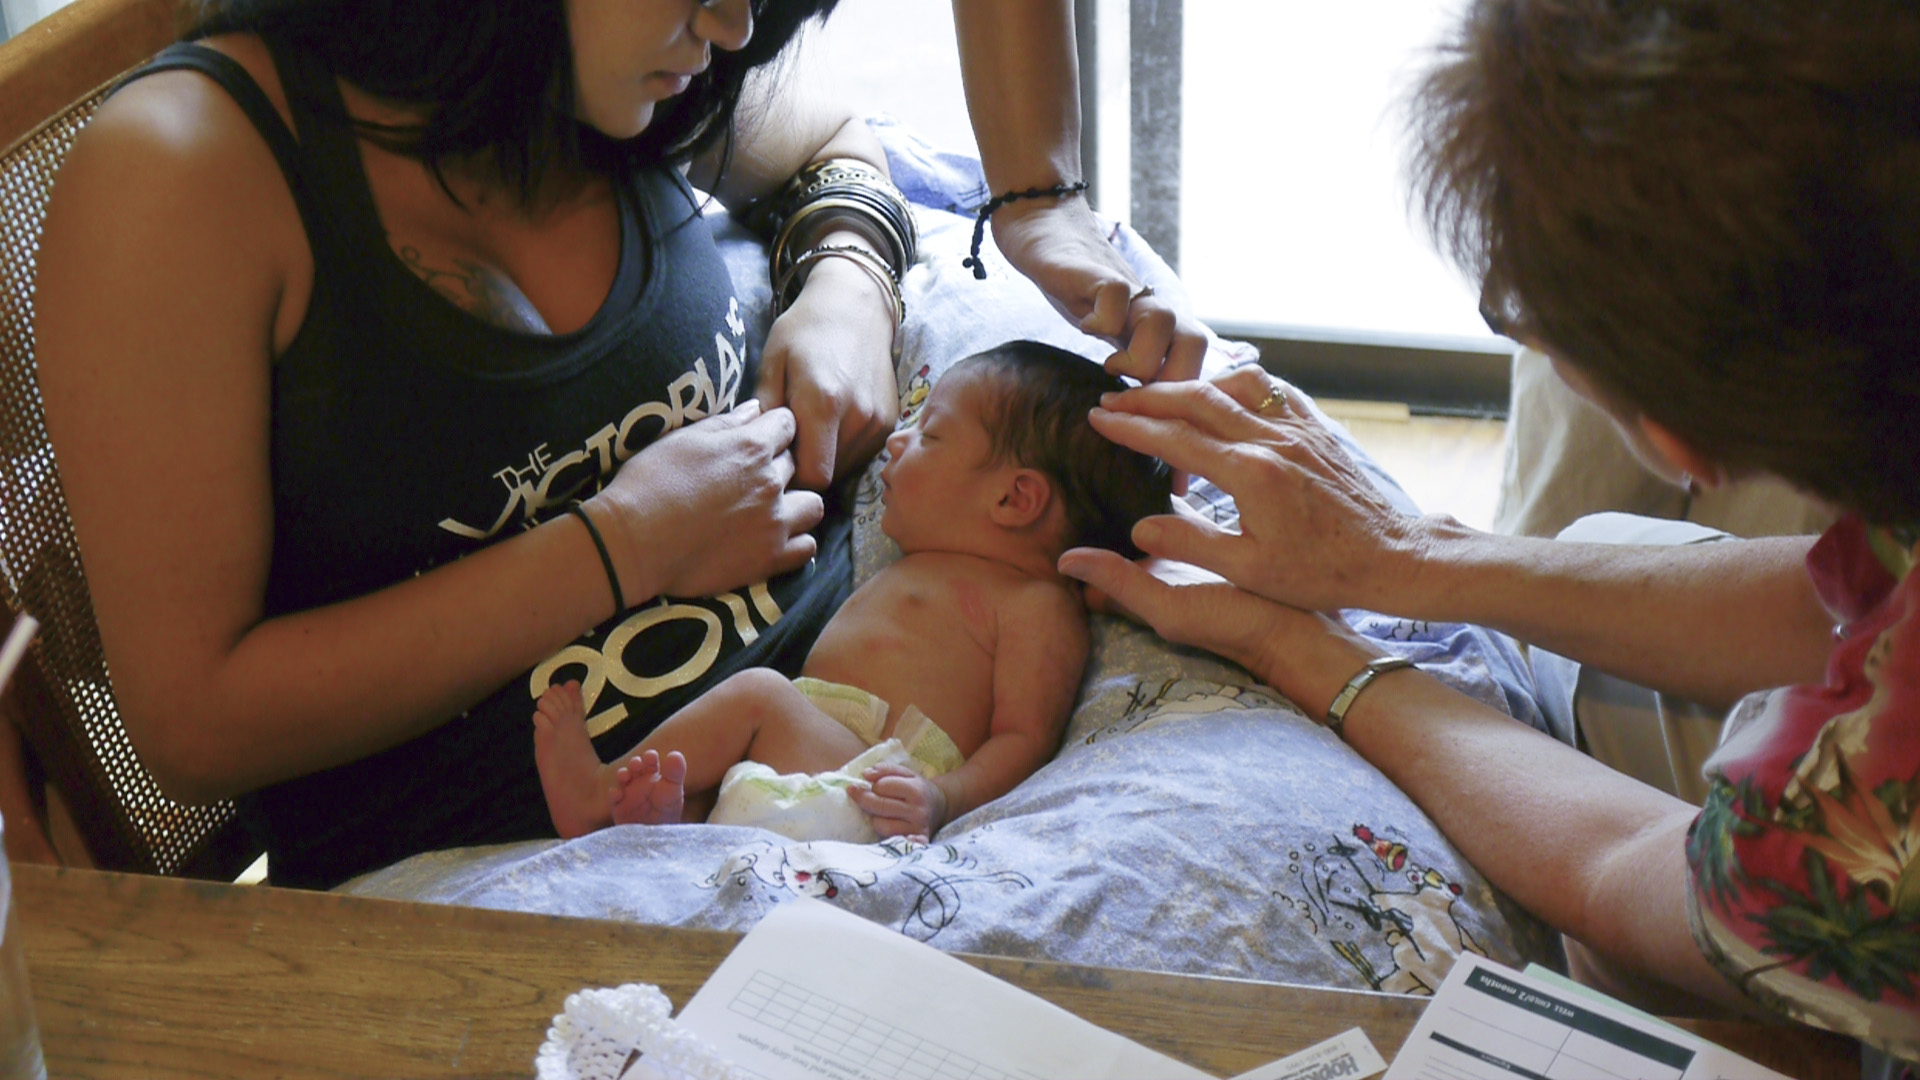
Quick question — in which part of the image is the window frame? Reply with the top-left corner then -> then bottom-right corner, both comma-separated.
1081,0 -> 1512,416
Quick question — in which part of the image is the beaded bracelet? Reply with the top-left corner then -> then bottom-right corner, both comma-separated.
566,501 -> 625,621
962,180 -> 1091,280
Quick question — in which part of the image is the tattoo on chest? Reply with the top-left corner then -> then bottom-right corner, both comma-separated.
397,245 -> 552,334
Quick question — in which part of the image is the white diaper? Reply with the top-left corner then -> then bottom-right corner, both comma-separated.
707,740 -> 919,843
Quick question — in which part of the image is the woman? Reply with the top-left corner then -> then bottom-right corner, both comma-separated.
34,0 -> 895,888
1060,0 -> 1920,1070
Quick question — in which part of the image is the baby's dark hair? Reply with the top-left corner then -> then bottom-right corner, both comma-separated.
955,341 -> 1174,560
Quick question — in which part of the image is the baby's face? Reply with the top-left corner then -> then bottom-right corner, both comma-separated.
878,371 -> 998,552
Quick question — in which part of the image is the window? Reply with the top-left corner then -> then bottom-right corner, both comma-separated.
802,0 -> 1516,412
1178,1 -> 1491,341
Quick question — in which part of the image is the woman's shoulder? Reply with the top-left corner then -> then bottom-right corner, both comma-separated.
43,31 -> 310,346
78,33 -> 294,177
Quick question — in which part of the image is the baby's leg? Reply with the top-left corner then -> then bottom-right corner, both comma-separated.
531,681 -> 622,839
616,668 -> 871,820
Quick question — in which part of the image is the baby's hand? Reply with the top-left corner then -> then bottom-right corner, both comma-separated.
850,763 -> 946,841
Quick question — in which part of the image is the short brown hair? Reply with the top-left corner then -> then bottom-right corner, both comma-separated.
1411,0 -> 1920,523
956,342 -> 1173,558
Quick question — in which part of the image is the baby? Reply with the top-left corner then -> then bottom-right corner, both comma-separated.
533,340 -> 1173,842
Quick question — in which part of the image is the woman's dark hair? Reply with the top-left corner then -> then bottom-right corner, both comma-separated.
957,341 -> 1175,560
185,0 -> 839,207
1410,0 -> 1920,523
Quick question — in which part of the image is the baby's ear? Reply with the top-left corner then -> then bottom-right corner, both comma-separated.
991,468 -> 1054,529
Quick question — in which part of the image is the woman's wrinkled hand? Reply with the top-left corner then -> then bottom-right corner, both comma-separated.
1083,368 -> 1437,614
756,256 -> 900,491
989,196 -> 1209,385
1057,547 -> 1377,712
1061,551 -> 1280,669
596,401 -> 825,600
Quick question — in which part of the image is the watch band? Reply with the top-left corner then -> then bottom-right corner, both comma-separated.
1324,656 -> 1416,738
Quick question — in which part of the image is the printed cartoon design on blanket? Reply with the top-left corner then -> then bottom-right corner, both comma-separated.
705,835 -> 1032,942
852,467 -> 885,534
900,363 -> 934,421
1083,678 -> 1291,745
1349,616 -> 1438,643
1275,822 -> 1485,995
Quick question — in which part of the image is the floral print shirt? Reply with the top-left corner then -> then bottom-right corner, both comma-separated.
1689,514 -> 1920,1060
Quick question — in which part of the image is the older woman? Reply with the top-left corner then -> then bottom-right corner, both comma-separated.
1061,0 -> 1920,1071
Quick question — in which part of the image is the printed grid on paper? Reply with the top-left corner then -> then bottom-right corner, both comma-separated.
726,970 -> 1039,1080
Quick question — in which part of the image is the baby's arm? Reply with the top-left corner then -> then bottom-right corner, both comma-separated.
854,581 -> 1090,838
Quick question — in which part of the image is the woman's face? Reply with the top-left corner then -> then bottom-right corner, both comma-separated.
565,0 -> 754,140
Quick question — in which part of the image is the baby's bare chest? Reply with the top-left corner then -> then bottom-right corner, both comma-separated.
801,557 -> 1020,750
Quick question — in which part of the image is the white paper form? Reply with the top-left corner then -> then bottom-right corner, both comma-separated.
1229,1027 -> 1386,1080
675,898 -> 1212,1080
1382,954 -> 1792,1080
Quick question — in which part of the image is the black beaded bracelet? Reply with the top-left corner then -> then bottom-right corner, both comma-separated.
962,180 -> 1091,280
567,501 -> 625,620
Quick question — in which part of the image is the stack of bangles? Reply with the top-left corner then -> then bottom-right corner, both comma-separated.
762,158 -> 917,360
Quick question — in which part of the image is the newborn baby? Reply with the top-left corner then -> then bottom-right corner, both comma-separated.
534,340 -> 1172,841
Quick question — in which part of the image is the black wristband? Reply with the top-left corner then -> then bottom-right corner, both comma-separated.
567,501 -> 624,619
962,180 -> 1090,280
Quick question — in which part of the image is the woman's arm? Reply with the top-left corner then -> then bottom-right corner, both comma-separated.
692,74 -> 900,489
951,0 -> 1208,383
691,64 -> 890,209
1376,525 -> 1828,709
35,77 -> 820,804
1053,555 -> 1755,1013
1080,375 -> 1834,706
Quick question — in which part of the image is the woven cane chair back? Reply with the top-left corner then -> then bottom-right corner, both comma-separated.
0,0 -> 253,878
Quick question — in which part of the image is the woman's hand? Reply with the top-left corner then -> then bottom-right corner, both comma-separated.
1060,551 -> 1288,671
1058,548 -> 1377,714
1086,369 -> 1444,614
755,252 -> 900,491
990,196 -> 1209,385
595,402 -> 825,601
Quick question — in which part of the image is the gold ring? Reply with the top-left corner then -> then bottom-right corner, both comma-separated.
1255,380 -> 1289,415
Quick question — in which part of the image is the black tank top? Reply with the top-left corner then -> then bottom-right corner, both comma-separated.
116,40 -> 851,888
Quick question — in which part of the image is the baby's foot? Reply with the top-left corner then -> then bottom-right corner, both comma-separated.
611,749 -> 687,826
532,681 -> 616,839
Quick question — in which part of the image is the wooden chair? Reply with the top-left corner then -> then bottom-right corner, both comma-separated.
0,0 -> 256,878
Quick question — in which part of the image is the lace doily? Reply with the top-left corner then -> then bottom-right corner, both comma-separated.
534,983 -> 749,1080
